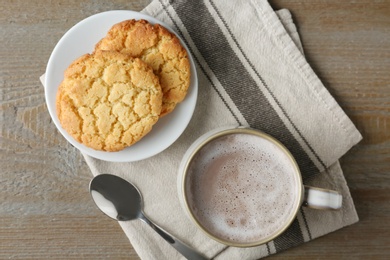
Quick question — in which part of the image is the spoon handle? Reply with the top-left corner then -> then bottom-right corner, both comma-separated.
139,214 -> 208,260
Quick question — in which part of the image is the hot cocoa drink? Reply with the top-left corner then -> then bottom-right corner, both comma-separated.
185,133 -> 301,244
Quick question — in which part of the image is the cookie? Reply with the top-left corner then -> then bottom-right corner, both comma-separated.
95,19 -> 191,116
56,50 -> 163,152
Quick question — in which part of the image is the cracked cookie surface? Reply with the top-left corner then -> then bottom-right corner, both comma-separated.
56,50 -> 162,152
95,19 -> 191,116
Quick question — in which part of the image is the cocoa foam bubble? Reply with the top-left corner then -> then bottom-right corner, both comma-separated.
185,133 -> 300,244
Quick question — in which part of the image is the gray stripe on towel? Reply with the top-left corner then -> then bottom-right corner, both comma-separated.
166,0 -> 316,254
169,0 -> 318,181
274,218 -> 305,251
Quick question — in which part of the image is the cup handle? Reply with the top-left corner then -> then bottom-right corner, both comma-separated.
303,186 -> 342,210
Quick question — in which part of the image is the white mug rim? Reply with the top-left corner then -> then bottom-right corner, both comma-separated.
178,127 -> 304,247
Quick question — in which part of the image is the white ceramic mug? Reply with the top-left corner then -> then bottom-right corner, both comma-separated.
178,127 -> 342,247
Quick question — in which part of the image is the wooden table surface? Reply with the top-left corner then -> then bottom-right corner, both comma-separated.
1,0 -> 389,259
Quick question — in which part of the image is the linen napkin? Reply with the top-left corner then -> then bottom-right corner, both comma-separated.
41,0 -> 362,259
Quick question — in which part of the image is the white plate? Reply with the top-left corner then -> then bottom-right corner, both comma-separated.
45,11 -> 198,162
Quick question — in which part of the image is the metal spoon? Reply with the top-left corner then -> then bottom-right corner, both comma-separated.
89,174 -> 208,260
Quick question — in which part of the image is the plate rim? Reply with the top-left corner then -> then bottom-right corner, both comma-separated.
44,10 -> 198,162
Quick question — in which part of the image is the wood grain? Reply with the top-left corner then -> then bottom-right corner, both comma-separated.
1,0 -> 389,259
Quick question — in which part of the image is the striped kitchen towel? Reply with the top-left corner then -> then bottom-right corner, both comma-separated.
43,0 -> 362,259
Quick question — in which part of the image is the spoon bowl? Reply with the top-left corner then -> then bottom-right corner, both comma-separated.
90,174 -> 142,221
89,174 -> 208,260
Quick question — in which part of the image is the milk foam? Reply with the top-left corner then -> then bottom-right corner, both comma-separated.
186,133 -> 300,244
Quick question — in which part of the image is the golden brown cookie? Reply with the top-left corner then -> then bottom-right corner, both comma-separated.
95,19 -> 191,116
56,50 -> 163,152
